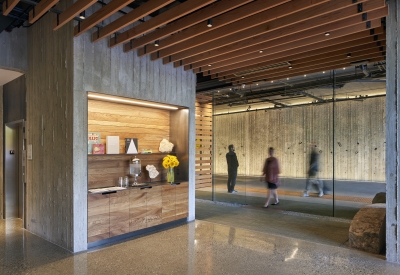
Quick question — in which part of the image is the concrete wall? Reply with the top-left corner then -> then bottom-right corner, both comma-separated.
0,27 -> 28,72
26,0 -> 75,251
214,97 -> 385,182
386,0 -> 400,264
72,5 -> 196,252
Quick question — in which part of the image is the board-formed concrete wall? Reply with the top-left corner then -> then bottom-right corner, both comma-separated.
0,27 -> 28,72
19,0 -> 196,252
214,97 -> 385,182
72,4 -> 196,252
25,0 -> 75,251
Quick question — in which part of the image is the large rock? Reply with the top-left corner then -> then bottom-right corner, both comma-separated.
349,203 -> 386,254
372,192 -> 386,204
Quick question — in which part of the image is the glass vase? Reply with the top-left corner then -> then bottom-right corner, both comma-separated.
167,167 -> 174,184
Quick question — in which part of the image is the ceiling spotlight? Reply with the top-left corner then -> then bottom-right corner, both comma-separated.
241,76 -> 245,79
304,74 -> 307,77
343,67 -> 346,70
287,78 -> 289,80
256,83 -> 259,86
79,11 -> 86,20
154,40 -> 159,46
323,71 -> 325,73
288,66 -> 292,69
259,50 -> 263,53
207,64 -> 212,67
325,32 -> 330,36
347,53 -> 351,58
271,81 -> 274,83
217,90 -> 220,93
207,18 -> 213,27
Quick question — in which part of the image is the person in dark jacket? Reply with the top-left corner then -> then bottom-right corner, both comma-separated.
302,145 -> 324,197
226,144 -> 239,193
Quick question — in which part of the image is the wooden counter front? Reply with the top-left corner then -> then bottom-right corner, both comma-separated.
88,182 -> 188,243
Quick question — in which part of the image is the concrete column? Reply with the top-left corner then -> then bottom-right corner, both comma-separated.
386,0 -> 400,264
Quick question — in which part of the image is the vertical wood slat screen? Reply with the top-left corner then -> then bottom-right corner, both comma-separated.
195,96 -> 213,188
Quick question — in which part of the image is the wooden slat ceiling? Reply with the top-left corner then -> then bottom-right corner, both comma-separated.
1,0 -> 387,88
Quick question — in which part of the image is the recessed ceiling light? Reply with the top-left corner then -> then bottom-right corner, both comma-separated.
259,50 -> 263,53
241,76 -> 245,79
288,66 -> 292,69
325,32 -> 330,36
208,64 -> 212,66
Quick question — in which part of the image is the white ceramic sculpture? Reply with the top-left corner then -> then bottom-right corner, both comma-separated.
159,138 -> 174,152
146,165 -> 159,179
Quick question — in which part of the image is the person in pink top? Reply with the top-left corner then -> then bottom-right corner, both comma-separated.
262,147 -> 280,208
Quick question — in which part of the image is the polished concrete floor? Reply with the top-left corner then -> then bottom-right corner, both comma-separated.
1,201 -> 399,275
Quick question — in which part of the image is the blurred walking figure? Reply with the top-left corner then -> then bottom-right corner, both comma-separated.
303,145 -> 324,197
262,147 -> 280,208
226,144 -> 239,193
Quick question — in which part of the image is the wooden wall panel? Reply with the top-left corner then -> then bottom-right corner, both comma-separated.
195,100 -> 212,188
214,97 -> 385,182
88,154 -> 172,189
88,194 -> 110,243
88,99 -> 170,153
109,190 -> 130,237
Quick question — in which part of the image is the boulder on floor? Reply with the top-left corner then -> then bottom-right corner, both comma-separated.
349,203 -> 386,254
372,192 -> 386,204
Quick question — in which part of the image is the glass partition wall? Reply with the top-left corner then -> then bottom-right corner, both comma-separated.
196,67 -> 386,219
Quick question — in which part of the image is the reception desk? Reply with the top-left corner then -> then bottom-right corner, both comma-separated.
88,182 -> 188,243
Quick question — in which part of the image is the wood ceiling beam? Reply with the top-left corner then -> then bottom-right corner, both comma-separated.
144,0 -> 294,58
236,50 -> 386,84
53,0 -> 97,31
74,0 -> 136,37
215,31 -> 385,79
92,0 -> 174,42
232,44 -> 385,82
2,0 -> 19,16
233,55 -> 385,86
194,22 -> 383,74
220,38 -> 386,80
130,0 -> 253,54
111,0 -> 215,48
185,6 -> 386,72
236,54 -> 386,85
29,0 -> 59,24
196,24 -> 383,75
205,19 -> 384,74
169,0 -> 385,67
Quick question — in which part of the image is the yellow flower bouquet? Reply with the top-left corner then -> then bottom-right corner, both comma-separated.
162,155 -> 179,184
162,155 -> 179,168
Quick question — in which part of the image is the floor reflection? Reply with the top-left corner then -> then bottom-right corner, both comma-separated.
0,218 -> 398,274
